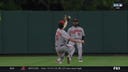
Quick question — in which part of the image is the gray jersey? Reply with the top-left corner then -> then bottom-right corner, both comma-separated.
67,26 -> 85,39
68,26 -> 85,60
55,28 -> 70,47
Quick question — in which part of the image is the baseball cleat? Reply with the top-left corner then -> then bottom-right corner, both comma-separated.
56,58 -> 62,64
78,59 -> 83,62
56,61 -> 62,64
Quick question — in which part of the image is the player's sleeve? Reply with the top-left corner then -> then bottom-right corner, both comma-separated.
81,27 -> 85,40
62,30 -> 70,40
81,27 -> 85,36
67,27 -> 71,35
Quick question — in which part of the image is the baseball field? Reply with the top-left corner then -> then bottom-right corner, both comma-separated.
0,55 -> 128,66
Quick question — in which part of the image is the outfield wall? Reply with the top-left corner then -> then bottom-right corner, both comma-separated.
0,11 -> 128,54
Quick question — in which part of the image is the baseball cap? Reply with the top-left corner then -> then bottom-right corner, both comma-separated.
59,20 -> 65,25
73,18 -> 78,22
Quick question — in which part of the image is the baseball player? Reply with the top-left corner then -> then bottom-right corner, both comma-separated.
67,18 -> 85,62
55,16 -> 84,64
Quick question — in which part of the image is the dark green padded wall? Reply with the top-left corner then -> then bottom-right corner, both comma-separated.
79,11 -> 104,53
103,11 -> 128,53
0,11 -> 127,54
2,11 -> 28,53
28,11 -> 53,53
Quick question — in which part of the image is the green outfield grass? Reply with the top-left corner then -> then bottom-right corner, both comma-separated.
0,55 -> 128,66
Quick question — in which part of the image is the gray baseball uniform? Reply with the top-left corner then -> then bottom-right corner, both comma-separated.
67,26 -> 85,60
55,28 -> 74,58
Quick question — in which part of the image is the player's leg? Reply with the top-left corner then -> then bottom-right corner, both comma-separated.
66,44 -> 75,64
55,47 -> 65,64
60,45 -> 73,64
60,53 -> 65,61
56,45 -> 74,64
67,44 -> 75,59
76,43 -> 83,62
67,42 -> 75,59
55,50 -> 62,64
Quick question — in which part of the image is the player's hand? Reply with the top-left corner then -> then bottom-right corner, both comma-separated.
67,16 -> 71,21
77,40 -> 84,43
64,15 -> 71,21
81,40 -> 84,43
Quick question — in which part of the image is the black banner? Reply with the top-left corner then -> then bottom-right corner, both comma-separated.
0,66 -> 127,72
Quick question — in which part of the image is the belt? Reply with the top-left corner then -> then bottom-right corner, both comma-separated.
56,44 -> 65,47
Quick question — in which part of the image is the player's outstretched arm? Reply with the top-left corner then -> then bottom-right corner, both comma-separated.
63,15 -> 71,29
69,38 -> 84,43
